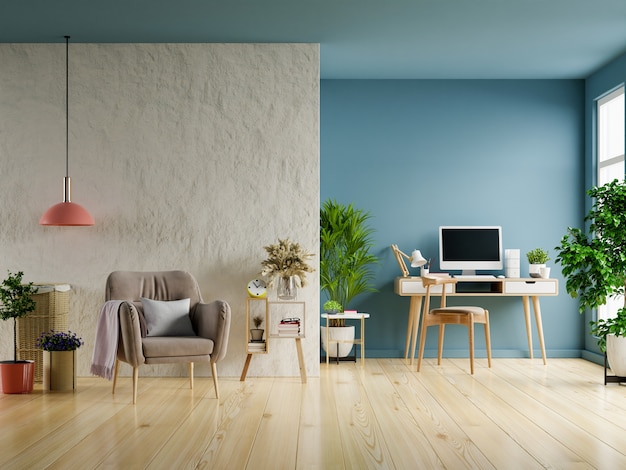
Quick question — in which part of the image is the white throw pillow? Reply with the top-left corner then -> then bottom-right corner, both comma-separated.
140,297 -> 196,337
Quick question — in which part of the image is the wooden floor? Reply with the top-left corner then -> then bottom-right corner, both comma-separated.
1,358 -> 626,469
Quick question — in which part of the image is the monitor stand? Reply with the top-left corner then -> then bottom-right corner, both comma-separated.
461,270 -> 477,276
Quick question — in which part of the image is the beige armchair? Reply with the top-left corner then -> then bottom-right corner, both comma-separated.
105,270 -> 231,403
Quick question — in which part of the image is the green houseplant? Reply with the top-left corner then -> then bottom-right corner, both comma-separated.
526,248 -> 550,265
0,271 -> 38,393
526,248 -> 550,277
323,300 -> 342,314
555,179 -> 626,374
320,200 -> 379,357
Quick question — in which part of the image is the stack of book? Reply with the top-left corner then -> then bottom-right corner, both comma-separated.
248,340 -> 266,352
277,317 -> 301,337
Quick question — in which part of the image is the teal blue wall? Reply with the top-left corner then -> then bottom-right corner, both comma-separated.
583,51 -> 626,358
321,79 -> 585,358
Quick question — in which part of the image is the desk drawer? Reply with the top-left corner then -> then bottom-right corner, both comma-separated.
395,278 -> 448,295
504,279 -> 557,295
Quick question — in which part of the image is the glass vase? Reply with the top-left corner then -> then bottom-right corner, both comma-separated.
277,276 -> 297,300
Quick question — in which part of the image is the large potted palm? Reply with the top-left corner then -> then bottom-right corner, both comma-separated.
320,200 -> 378,358
0,271 -> 38,393
555,179 -> 626,376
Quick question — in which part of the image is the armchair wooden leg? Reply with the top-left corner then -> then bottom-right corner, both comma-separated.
132,367 -> 139,404
211,361 -> 219,399
189,362 -> 194,389
112,359 -> 120,395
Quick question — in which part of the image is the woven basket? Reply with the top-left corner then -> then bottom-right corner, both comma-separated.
16,285 -> 70,383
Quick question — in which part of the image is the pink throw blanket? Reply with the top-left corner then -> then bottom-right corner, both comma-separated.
90,300 -> 124,380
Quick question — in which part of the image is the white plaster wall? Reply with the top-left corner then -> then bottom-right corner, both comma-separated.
0,43 -> 320,378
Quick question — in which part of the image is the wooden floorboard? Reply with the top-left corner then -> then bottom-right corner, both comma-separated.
1,358 -> 626,469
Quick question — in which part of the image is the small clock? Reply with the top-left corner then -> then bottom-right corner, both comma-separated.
247,279 -> 268,298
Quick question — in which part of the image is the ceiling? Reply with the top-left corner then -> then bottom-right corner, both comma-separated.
2,0 -> 626,79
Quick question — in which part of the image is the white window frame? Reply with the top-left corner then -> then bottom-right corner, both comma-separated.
596,85 -> 625,321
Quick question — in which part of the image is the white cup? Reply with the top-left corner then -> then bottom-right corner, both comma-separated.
421,267 -> 429,276
539,267 -> 551,278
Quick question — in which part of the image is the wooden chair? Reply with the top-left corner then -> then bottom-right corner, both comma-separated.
417,275 -> 492,374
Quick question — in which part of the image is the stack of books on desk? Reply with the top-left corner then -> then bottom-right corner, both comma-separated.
248,340 -> 266,352
277,317 -> 301,337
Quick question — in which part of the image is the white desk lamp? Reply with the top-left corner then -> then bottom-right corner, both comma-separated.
410,250 -> 427,268
391,245 -> 427,277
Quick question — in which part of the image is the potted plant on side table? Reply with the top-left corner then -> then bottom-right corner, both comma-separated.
36,329 -> 83,391
320,200 -> 379,359
555,179 -> 626,379
0,271 -> 38,394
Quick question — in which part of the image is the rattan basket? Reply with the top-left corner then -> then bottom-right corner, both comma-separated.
16,284 -> 70,383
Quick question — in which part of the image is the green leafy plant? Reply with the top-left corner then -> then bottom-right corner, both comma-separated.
0,271 -> 38,362
320,200 -> 379,326
555,179 -> 626,348
323,300 -> 342,313
589,308 -> 626,352
526,248 -> 550,264
36,330 -> 84,351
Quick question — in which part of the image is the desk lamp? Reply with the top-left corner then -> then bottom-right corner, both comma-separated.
391,245 -> 427,277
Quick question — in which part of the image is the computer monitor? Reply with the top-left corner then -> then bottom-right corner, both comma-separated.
439,226 -> 503,275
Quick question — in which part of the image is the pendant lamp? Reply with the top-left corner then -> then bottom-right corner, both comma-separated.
40,36 -> 94,226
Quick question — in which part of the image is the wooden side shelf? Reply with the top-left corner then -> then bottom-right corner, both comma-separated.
240,298 -> 307,383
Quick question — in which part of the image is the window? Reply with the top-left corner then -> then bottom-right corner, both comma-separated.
596,85 -> 625,320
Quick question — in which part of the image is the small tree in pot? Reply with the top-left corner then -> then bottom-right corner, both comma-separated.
0,271 -> 38,393
555,179 -> 626,376
320,200 -> 379,357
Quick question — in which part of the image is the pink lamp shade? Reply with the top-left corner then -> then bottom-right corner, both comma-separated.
40,201 -> 94,226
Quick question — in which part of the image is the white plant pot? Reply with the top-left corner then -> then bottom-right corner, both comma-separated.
321,326 -> 355,358
529,263 -> 545,278
606,334 -> 626,377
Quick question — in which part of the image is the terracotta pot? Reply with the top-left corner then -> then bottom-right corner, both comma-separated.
0,360 -> 35,394
43,350 -> 76,391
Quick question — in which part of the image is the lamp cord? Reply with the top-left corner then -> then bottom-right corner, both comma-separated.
65,35 -> 70,179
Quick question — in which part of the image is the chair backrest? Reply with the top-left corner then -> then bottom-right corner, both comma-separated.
105,270 -> 203,309
421,275 -> 457,311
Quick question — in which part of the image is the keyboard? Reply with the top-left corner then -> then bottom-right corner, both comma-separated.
453,275 -> 496,280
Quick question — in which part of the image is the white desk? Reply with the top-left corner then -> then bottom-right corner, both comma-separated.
394,276 -> 558,365
321,313 -> 370,366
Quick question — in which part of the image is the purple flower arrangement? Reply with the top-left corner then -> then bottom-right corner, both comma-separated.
36,330 -> 84,351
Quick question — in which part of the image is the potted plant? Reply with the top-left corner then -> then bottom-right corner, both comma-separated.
0,271 -> 38,394
323,300 -> 342,314
555,179 -> 626,376
249,315 -> 265,342
320,200 -> 379,358
260,238 -> 314,300
36,330 -> 83,391
526,248 -> 550,278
